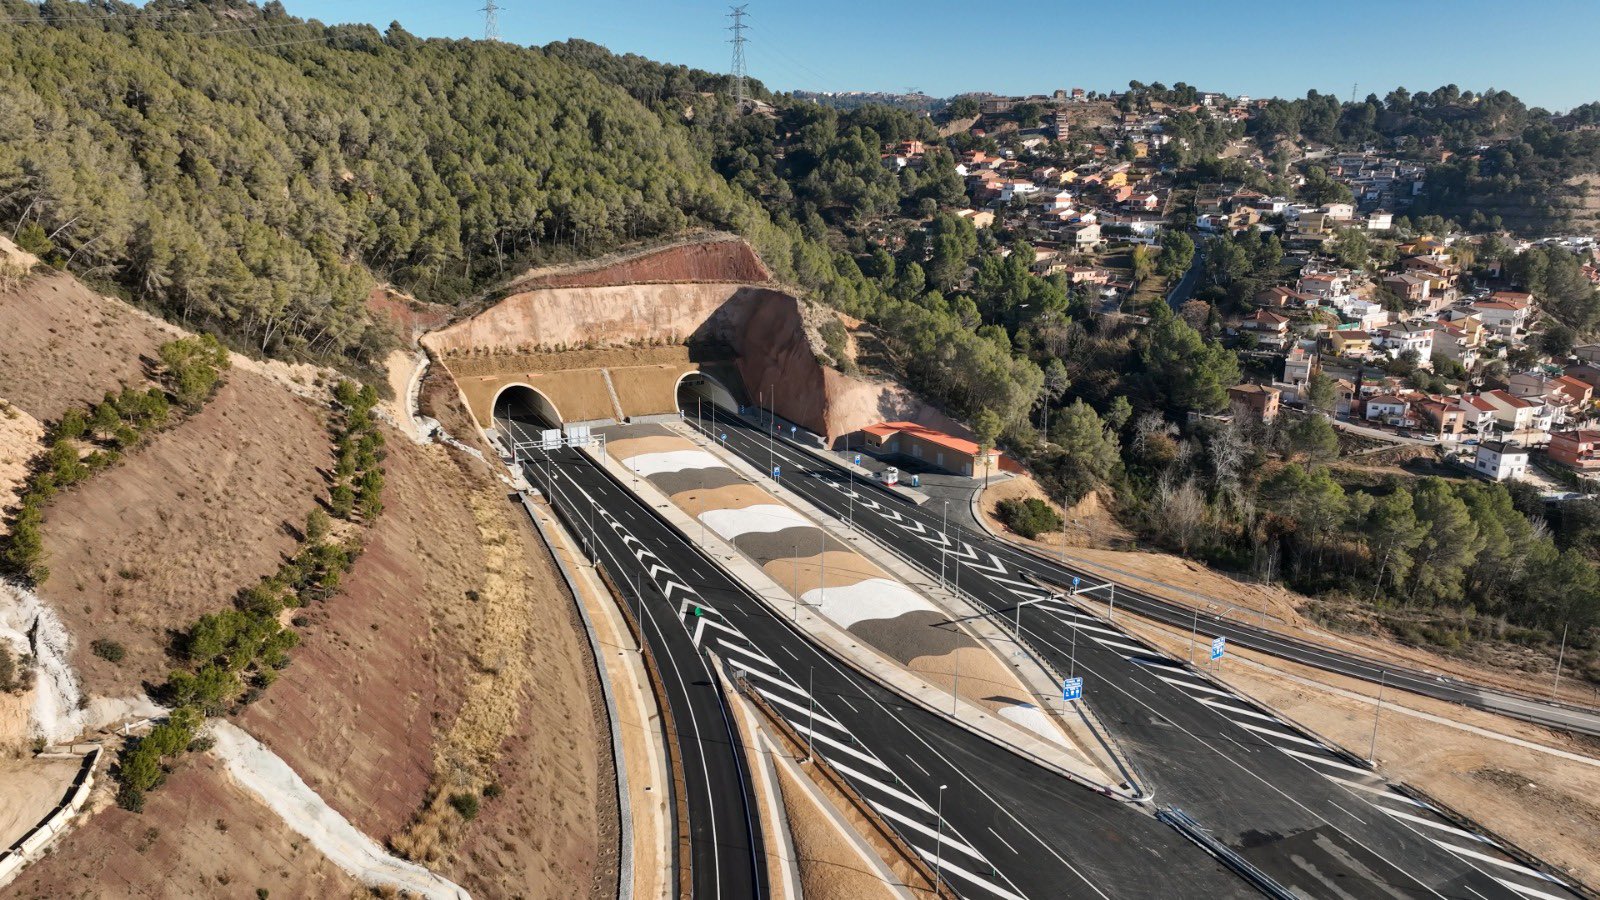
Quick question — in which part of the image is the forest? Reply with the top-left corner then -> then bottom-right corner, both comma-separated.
0,0 -> 773,364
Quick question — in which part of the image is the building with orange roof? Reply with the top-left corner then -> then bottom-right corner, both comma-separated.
859,421 -> 1002,478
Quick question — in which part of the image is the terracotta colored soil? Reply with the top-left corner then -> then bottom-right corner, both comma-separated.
510,235 -> 770,290
774,756 -> 902,900
0,271 -> 179,423
42,370 -> 334,700
7,756 -> 363,900
0,402 -> 44,537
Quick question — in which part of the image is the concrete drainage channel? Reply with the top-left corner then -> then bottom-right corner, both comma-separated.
0,747 -> 100,888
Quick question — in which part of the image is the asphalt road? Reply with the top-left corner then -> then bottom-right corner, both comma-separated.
508,416 -> 768,900
508,411 -> 1253,899
696,409 -> 1586,900
1165,232 -> 1207,310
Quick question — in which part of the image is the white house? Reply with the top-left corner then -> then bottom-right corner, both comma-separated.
1476,389 -> 1554,439
1364,394 -> 1411,424
1366,210 -> 1394,231
1373,322 -> 1435,365
1474,440 -> 1528,482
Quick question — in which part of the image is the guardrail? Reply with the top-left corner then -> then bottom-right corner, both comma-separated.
681,415 -> 1149,799
726,665 -> 956,900
519,494 -> 634,900
0,746 -> 102,886
1157,807 -> 1297,900
527,461 -> 692,900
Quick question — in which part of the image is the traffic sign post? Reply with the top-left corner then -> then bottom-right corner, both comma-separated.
772,465 -> 781,482
1061,676 -> 1084,702
1210,636 -> 1226,664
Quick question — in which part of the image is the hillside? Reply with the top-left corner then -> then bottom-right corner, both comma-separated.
0,270 -> 615,897
0,0 -> 771,364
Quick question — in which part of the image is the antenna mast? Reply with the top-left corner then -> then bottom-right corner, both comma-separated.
728,5 -> 749,106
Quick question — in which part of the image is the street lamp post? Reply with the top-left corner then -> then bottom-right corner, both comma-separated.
1368,669 -> 1387,763
939,501 -> 949,589
1553,622 -> 1569,699
934,784 -> 948,892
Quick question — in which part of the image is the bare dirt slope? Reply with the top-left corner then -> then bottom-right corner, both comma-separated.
41,370 -> 333,700
0,271 -> 179,423
4,271 -> 615,898
0,401 -> 44,537
5,757 -> 364,900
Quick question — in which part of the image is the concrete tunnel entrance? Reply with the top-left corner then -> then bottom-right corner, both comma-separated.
491,383 -> 564,436
675,370 -> 739,416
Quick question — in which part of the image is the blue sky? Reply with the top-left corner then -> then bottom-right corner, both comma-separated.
281,0 -> 1600,111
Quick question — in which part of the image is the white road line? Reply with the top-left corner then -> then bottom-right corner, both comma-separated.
987,826 -> 1020,855
1236,720 -> 1327,750
752,686 -> 844,731
1432,840 -> 1563,883
1090,637 -> 1152,656
873,805 -> 985,861
1494,877 -> 1572,900
1198,697 -> 1282,723
1154,675 -> 1235,698
778,645 -> 799,661
904,754 -> 930,776
1378,806 -> 1491,844
1325,777 -> 1431,807
1281,748 -> 1375,776
792,724 -> 893,772
829,760 -> 932,812
911,848 -> 1029,900
834,695 -> 858,713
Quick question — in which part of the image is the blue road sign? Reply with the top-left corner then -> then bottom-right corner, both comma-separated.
1210,636 -> 1227,661
720,433 -> 727,443
1062,677 -> 1084,702
1071,576 -> 1080,593
772,465 -> 781,480
854,454 -> 862,465
790,425 -> 797,436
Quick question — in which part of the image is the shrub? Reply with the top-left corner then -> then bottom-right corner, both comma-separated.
448,792 -> 480,821
996,497 -> 1064,540
91,639 -> 127,664
159,335 -> 230,411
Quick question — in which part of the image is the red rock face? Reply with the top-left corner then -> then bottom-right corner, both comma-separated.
519,238 -> 770,289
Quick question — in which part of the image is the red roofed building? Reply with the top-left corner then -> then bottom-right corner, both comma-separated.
859,421 -> 1003,477
1548,430 -> 1600,473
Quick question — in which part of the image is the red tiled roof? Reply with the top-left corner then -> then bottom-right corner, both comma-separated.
862,421 -> 994,457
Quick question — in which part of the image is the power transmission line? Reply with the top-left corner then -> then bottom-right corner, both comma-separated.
482,0 -> 500,42
727,4 -> 748,105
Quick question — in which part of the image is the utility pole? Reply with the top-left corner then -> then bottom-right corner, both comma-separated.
1368,669 -> 1386,763
934,784 -> 948,891
727,5 -> 749,107
1553,622 -> 1569,699
481,0 -> 499,42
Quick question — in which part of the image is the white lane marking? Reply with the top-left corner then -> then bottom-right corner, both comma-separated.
1325,777 -> 1431,807
1432,840 -> 1564,883
911,848 -> 1029,900
904,754 -> 930,776
715,636 -> 775,669
1494,877 -> 1572,900
1091,637 -> 1153,656
834,695 -> 858,713
1281,748 -> 1376,776
792,724 -> 893,772
829,760 -> 932,813
1198,697 -> 1281,723
873,804 -> 985,861
752,687 -> 844,731
988,826 -> 1020,855
1236,720 -> 1327,750
1378,806 -> 1492,844
778,645 -> 799,661
1154,675 -> 1235,698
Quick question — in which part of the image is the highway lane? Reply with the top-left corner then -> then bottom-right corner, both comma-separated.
695,410 -> 1585,900
516,417 -> 1255,899
507,415 -> 768,900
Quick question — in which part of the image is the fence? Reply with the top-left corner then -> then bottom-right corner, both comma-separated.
0,746 -> 101,885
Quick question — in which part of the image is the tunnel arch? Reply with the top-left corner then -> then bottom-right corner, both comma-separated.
675,369 -> 740,415
491,382 -> 564,431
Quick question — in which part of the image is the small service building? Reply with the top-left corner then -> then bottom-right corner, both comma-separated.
859,421 -> 1000,477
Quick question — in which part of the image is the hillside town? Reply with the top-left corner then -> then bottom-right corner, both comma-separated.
880,87 -> 1600,492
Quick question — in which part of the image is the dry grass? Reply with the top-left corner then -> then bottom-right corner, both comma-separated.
392,483 -> 535,864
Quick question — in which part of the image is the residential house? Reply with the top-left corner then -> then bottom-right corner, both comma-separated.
1228,383 -> 1281,423
1415,396 -> 1468,441
1328,329 -> 1372,358
1297,272 -> 1347,300
1431,321 -> 1481,369
1366,210 -> 1394,231
1323,202 -> 1356,221
1257,286 -> 1318,310
1364,393 -> 1412,425
1283,344 -> 1317,385
1474,440 -> 1529,482
999,179 -> 1039,203
1382,273 -> 1431,305
1063,222 -> 1102,250
1574,343 -> 1600,365
1240,310 -> 1291,348
1471,295 -> 1533,336
1373,322 -> 1435,365
1475,389 -> 1554,442
1565,362 -> 1600,391
1548,430 -> 1600,473
954,208 -> 996,229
